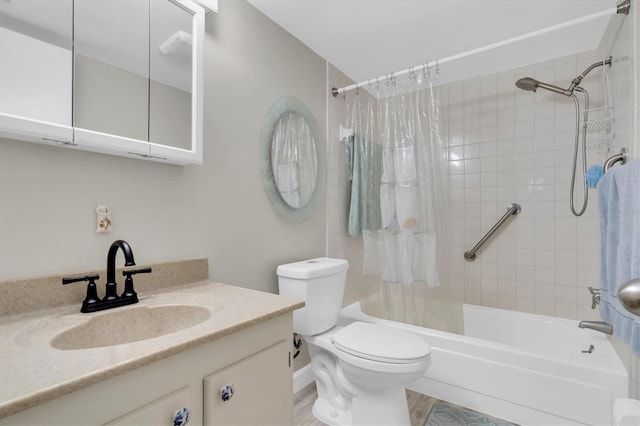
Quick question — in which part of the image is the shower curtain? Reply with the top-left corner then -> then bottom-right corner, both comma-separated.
345,72 -> 463,334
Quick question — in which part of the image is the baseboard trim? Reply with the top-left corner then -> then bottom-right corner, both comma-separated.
293,364 -> 315,393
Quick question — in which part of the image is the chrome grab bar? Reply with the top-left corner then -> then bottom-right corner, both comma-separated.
464,203 -> 521,261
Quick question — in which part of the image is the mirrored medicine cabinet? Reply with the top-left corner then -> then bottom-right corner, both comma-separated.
0,0 -> 204,165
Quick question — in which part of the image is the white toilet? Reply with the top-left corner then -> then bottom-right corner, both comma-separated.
277,257 -> 431,426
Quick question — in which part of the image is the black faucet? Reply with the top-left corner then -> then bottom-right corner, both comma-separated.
62,240 -> 151,313
104,240 -> 136,301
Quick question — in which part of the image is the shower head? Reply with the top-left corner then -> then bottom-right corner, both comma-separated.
515,77 -> 540,92
515,77 -> 571,96
515,57 -> 612,97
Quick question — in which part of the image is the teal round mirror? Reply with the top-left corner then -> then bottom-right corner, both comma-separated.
260,97 -> 324,221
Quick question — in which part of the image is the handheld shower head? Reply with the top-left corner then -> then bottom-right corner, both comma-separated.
515,77 -> 539,92
515,77 -> 571,96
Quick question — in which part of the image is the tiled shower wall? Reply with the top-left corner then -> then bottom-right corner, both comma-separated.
442,49 -> 608,320
329,49 -> 632,322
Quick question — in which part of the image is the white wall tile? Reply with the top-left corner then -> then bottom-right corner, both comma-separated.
517,297 -> 536,313
515,121 -> 534,138
516,279 -> 536,297
498,279 -> 516,296
516,136 -> 535,154
555,267 -> 577,286
535,299 -> 556,316
516,105 -> 534,122
498,295 -> 517,310
534,100 -> 555,119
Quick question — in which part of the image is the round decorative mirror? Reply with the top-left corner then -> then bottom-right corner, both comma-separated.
260,97 -> 324,221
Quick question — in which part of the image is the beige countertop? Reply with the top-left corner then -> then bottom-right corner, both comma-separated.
0,280 -> 304,419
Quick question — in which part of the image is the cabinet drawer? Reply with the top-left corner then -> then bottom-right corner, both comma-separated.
203,340 -> 292,426
104,386 -> 191,426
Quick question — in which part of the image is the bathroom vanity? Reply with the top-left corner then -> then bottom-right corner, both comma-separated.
0,261 -> 303,425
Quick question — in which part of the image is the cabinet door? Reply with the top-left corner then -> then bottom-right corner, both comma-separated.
203,340 -> 293,426
148,0 -> 204,165
104,386 -> 191,426
0,1 -> 73,144
72,0 -> 150,157
72,0 -> 204,164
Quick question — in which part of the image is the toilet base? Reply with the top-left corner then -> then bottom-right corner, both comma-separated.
351,388 -> 411,426
312,386 -> 410,426
312,398 -> 352,426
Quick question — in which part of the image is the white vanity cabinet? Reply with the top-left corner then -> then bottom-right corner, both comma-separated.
0,0 -> 204,166
0,314 -> 294,426
203,340 -> 292,425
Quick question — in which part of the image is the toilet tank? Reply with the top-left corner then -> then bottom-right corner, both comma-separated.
277,258 -> 349,336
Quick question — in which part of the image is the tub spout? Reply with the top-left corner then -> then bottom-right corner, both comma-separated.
578,321 -> 613,335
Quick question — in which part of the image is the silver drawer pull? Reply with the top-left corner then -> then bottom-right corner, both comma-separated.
173,407 -> 190,426
220,384 -> 235,402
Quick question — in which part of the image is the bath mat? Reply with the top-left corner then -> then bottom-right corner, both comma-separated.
425,401 -> 518,426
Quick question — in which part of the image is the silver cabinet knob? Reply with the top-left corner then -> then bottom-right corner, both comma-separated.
173,407 -> 190,426
220,384 -> 235,402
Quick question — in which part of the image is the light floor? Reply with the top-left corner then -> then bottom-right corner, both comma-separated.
293,383 -> 438,426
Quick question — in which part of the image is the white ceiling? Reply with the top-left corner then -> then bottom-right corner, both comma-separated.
247,0 -> 619,87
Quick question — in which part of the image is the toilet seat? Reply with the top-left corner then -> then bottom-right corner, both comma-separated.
331,322 -> 430,364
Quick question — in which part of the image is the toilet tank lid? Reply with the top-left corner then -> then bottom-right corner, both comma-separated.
277,258 -> 349,279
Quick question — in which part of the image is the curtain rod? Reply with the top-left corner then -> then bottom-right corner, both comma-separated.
331,0 -> 630,97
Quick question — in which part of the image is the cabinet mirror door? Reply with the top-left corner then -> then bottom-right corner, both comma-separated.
149,0 -> 203,164
73,0 -> 150,155
150,0 -> 192,150
73,0 -> 203,163
0,0 -> 73,142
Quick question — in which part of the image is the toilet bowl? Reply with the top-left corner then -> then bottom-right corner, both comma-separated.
277,258 -> 431,425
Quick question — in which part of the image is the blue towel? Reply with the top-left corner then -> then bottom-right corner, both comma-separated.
597,157 -> 640,355
348,135 -> 382,236
586,165 -> 604,188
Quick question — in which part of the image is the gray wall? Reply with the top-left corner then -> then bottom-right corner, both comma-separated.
0,0 -> 327,293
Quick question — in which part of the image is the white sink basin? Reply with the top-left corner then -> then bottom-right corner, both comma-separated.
51,303 -> 212,350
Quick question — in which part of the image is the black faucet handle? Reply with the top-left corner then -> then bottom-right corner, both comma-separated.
120,267 -> 151,301
62,274 -> 101,313
122,267 -> 152,277
62,274 -> 100,285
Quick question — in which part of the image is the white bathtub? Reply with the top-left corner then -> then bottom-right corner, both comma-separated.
340,302 -> 628,426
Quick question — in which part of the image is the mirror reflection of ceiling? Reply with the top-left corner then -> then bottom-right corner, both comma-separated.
248,0 -> 618,87
0,1 -> 72,48
0,0 -> 192,93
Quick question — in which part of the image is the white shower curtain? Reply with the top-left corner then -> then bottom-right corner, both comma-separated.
346,72 -> 463,334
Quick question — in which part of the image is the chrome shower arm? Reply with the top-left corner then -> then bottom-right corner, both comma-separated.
569,57 -> 612,92
536,81 -> 573,96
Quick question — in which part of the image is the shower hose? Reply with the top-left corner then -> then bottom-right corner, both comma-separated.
569,88 -> 590,217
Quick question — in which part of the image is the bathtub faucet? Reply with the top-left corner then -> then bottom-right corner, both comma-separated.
588,287 -> 600,309
578,321 -> 613,335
